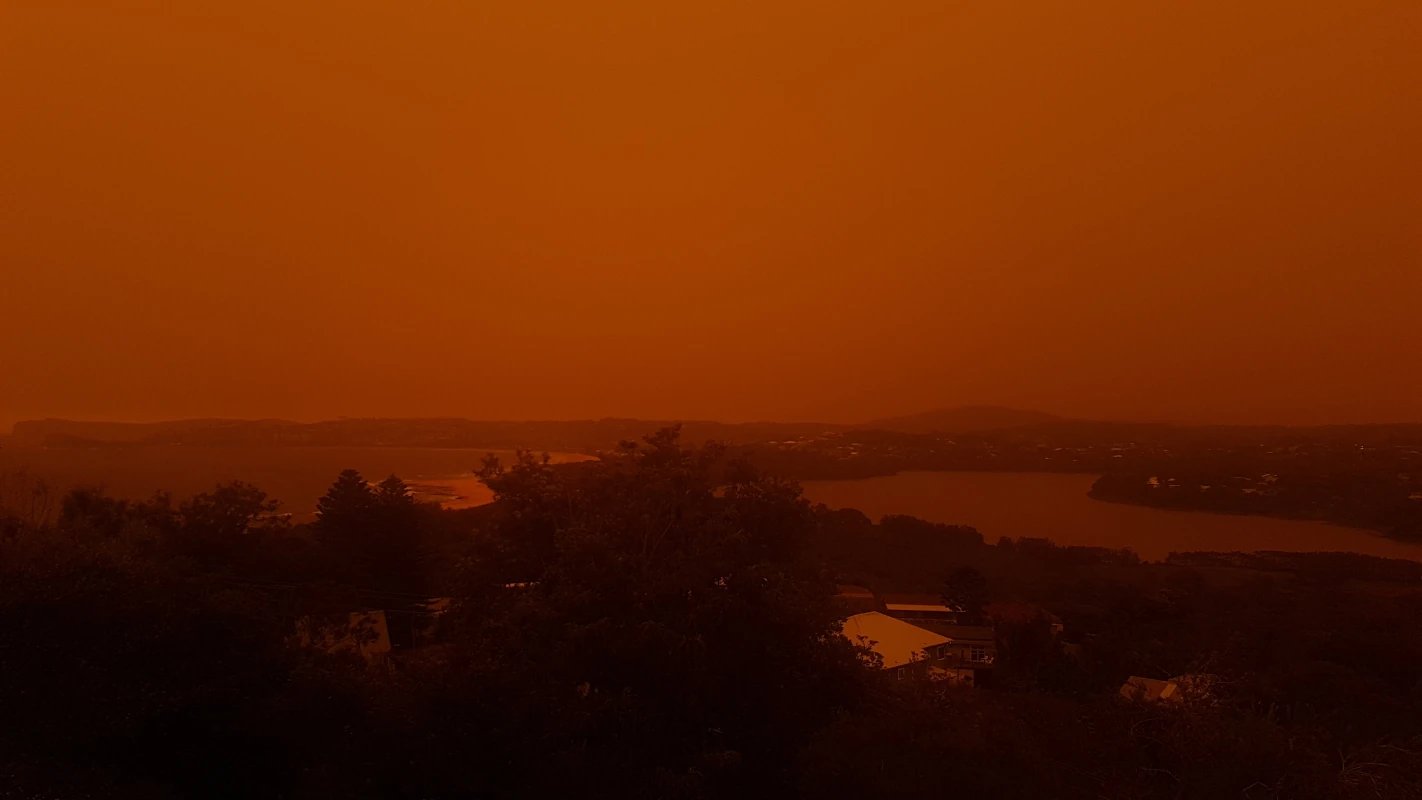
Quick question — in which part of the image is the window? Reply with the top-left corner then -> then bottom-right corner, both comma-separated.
971,647 -> 989,663
896,667 -> 905,680
935,645 -> 946,659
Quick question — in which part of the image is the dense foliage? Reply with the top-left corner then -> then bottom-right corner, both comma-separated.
2,428 -> 1420,798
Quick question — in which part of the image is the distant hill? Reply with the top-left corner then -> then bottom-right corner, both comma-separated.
7,418 -> 305,447
13,412 -> 1422,454
864,406 -> 1063,435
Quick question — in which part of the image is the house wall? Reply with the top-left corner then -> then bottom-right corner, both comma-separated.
889,658 -> 936,681
943,641 -> 995,667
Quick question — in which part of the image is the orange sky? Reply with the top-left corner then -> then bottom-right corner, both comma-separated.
2,0 -> 1419,429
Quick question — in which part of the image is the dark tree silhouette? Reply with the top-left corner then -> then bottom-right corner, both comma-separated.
172,481 -> 285,566
314,469 -> 376,536
8,436 -> 1422,798
312,470 -> 424,590
452,427 -> 870,794
374,474 -> 415,511
942,565 -> 989,623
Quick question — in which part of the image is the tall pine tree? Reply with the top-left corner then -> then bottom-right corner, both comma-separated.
315,470 -> 426,593
314,469 -> 376,538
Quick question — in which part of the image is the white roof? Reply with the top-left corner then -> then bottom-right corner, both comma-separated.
839,612 -> 951,669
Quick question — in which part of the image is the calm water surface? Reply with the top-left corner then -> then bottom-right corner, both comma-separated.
800,471 -> 1422,562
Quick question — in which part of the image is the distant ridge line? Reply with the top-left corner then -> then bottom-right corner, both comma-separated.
8,408 -> 1422,452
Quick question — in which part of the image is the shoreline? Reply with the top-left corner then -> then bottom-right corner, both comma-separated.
1085,490 -> 1419,544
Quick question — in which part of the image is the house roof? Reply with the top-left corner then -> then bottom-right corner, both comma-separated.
1120,674 -> 1217,703
884,602 -> 957,613
839,612 -> 951,669
835,584 -> 874,599
879,593 -> 956,608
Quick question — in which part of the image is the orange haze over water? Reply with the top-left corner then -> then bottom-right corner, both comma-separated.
2,1 -> 1419,430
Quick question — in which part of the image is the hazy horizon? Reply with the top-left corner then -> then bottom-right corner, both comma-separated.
4,1 -> 1419,431
8,402 -> 1422,437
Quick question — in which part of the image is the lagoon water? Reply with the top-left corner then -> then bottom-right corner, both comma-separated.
800,471 -> 1422,562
